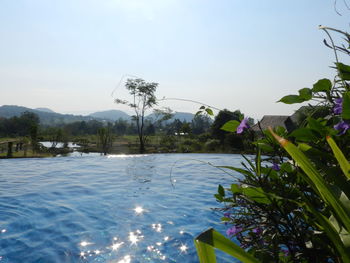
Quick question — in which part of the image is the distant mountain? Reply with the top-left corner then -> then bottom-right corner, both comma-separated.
0,105 -> 98,125
89,110 -> 131,121
146,111 -> 194,123
35,107 -> 56,113
171,112 -> 195,122
0,105 -> 196,126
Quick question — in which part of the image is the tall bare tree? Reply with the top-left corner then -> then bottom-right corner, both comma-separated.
115,78 -> 158,153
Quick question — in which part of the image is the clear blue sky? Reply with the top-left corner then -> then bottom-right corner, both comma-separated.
0,0 -> 349,119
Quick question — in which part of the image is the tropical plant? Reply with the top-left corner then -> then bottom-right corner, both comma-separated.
195,26 -> 350,262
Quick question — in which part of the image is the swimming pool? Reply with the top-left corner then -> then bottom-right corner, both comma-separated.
0,153 -> 242,262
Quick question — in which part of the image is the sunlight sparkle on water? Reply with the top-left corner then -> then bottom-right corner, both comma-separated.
80,241 -> 91,247
117,255 -> 131,263
111,242 -> 124,251
179,244 -> 188,253
128,231 -> 143,245
134,206 -> 144,215
151,223 -> 162,232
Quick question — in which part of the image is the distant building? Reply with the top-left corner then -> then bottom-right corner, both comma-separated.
251,115 -> 296,134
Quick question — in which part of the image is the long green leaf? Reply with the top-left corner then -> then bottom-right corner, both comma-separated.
304,199 -> 350,262
194,237 -> 217,263
217,165 -> 254,178
327,136 -> 350,180
269,128 -> 350,232
195,228 -> 260,263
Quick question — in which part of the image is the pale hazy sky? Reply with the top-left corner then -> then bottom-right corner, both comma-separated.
0,0 -> 349,119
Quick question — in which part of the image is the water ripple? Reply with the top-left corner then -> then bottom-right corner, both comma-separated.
0,154 -> 243,262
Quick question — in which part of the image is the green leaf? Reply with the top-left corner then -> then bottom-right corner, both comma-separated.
218,185 -> 225,197
255,142 -> 274,152
194,234 -> 217,263
278,95 -> 304,104
342,92 -> 350,120
242,187 -> 271,204
336,62 -> 350,81
231,184 -> 242,194
221,120 -> 240,132
281,162 -> 294,173
214,194 -> 223,202
217,165 -> 254,178
290,128 -> 318,142
327,136 -> 350,180
199,106 -> 206,110
298,88 -> 312,100
195,228 -> 260,263
307,117 -> 327,136
304,200 -> 350,262
205,108 -> 214,116
195,110 -> 203,116
269,129 -> 350,233
298,142 -> 312,152
312,79 -> 332,92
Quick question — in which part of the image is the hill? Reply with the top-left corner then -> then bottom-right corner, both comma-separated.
35,107 -> 56,113
89,110 -> 131,121
146,111 -> 194,123
0,105 -> 97,125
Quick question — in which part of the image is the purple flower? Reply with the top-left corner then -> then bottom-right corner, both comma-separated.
272,163 -> 280,171
252,227 -> 262,234
333,98 -> 343,115
334,121 -> 350,135
226,226 -> 243,237
237,118 -> 250,134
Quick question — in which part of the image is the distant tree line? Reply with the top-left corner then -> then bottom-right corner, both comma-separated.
0,108 -> 255,153
0,112 -> 39,137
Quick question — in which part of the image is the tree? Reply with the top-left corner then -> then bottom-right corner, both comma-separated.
115,78 -> 158,153
97,127 -> 112,155
191,115 -> 212,135
211,109 -> 242,143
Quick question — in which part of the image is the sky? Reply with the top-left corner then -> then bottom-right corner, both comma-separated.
0,0 -> 349,120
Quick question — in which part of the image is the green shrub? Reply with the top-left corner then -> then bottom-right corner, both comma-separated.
204,139 -> 221,152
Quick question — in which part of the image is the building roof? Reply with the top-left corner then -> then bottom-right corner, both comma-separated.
251,115 -> 294,132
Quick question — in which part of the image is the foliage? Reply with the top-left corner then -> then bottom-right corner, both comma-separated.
204,139 -> 221,152
211,109 -> 242,143
195,26 -> 350,262
191,115 -> 212,135
178,138 -> 202,153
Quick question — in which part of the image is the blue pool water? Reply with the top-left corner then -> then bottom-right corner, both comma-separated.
0,153 -> 243,262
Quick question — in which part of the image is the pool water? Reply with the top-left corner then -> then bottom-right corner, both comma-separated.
0,153 -> 243,262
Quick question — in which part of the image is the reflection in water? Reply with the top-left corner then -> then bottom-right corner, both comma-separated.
111,237 -> 124,251
80,241 -> 92,247
128,230 -> 143,245
134,206 -> 144,215
151,223 -> 162,232
117,255 -> 131,263
179,244 -> 189,253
